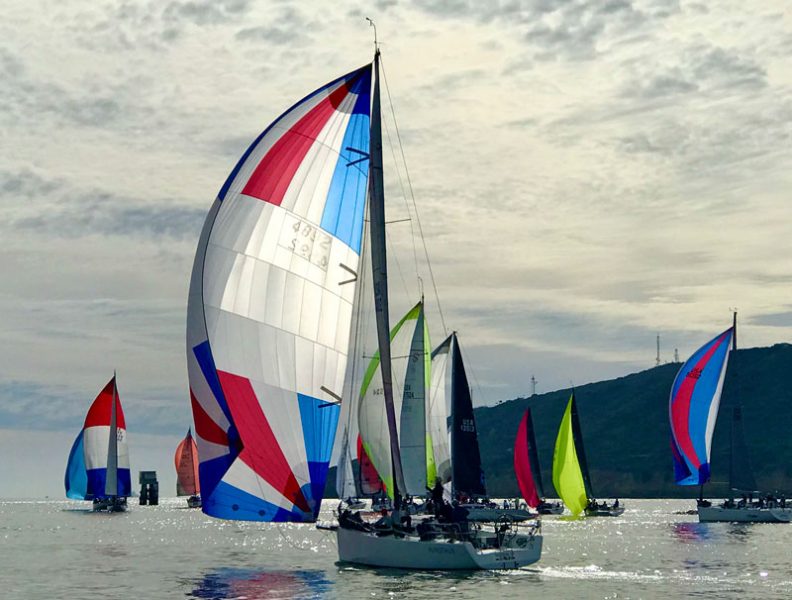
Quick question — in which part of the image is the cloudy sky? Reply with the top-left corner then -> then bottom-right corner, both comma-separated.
1,0 -> 791,497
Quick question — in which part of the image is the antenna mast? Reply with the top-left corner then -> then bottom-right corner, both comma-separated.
656,334 -> 661,367
530,375 -> 537,397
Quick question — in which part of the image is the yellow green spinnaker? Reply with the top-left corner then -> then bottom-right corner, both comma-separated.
552,393 -> 589,516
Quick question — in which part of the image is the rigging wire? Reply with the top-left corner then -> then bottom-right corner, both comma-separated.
379,55 -> 448,336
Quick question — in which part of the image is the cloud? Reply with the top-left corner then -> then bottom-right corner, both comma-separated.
1,169 -> 205,241
750,311 -> 792,328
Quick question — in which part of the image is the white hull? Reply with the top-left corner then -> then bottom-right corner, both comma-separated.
336,526 -> 542,570
698,505 -> 791,523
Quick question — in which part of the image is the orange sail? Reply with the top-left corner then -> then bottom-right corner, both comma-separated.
175,428 -> 200,496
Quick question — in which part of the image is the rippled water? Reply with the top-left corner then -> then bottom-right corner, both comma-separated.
1,498 -> 789,599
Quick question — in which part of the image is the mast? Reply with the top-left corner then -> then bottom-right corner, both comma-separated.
368,48 -> 406,501
105,373 -> 119,498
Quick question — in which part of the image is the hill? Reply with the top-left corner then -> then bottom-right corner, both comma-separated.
476,343 -> 792,498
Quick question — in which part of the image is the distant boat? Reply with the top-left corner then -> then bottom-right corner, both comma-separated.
514,408 -> 563,515
552,393 -> 623,517
670,313 -> 791,523
175,428 -> 201,508
65,376 -> 130,512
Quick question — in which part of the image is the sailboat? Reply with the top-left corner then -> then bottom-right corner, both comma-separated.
64,376 -> 131,512
427,332 -> 532,522
552,393 -> 623,517
514,408 -> 563,515
175,428 -> 201,508
185,36 -> 541,567
670,314 -> 790,523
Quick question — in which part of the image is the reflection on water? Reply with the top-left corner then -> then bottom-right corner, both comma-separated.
190,568 -> 331,600
671,522 -> 713,543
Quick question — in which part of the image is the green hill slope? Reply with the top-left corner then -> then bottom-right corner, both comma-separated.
476,343 -> 792,498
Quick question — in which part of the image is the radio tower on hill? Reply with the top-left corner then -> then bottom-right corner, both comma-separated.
656,334 -> 661,367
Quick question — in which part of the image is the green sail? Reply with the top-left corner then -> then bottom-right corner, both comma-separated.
552,394 -> 588,516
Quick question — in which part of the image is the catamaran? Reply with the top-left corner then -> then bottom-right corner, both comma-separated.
552,393 -> 623,517
64,376 -> 131,512
514,408 -> 563,515
175,428 -> 201,508
184,34 -> 541,568
670,313 -> 790,523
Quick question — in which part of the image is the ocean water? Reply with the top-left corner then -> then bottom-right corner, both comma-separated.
1,498 -> 789,599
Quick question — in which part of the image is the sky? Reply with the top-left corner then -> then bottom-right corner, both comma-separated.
1,0 -> 791,497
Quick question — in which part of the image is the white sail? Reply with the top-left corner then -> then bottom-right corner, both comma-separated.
429,337 -> 452,484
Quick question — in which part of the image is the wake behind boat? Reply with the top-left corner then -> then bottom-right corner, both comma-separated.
64,375 -> 131,512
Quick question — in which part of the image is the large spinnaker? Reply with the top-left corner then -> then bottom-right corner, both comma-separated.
82,377 -> 131,499
669,328 -> 733,486
552,394 -> 587,517
186,65 -> 373,522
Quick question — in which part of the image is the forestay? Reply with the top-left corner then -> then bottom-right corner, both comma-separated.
186,64 -> 373,521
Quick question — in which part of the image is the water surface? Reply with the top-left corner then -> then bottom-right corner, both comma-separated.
0,499 -> 787,599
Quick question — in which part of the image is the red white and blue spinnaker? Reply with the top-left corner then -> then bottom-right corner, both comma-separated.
186,65 -> 373,521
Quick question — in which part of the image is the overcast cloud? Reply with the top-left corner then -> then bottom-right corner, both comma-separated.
1,0 -> 791,496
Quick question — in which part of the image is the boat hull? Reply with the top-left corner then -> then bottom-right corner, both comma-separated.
92,497 -> 127,512
336,527 -> 542,570
698,506 -> 792,523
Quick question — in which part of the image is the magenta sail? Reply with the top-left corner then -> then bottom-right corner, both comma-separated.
514,409 -> 541,508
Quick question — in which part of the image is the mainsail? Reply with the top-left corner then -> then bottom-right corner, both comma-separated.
175,428 -> 200,497
552,393 -> 587,516
75,377 -> 131,499
514,408 -> 541,509
186,64 -> 373,521
428,336 -> 452,484
447,333 -> 486,497
669,327 -> 733,486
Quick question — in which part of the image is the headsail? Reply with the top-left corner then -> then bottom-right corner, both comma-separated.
448,333 -> 486,497
175,428 -> 200,497
428,336 -> 452,484
65,431 -> 89,500
358,302 -> 425,498
669,328 -> 733,486
186,63 -> 373,521
552,393 -> 587,516
514,408 -> 541,509
82,377 -> 131,499
395,302 -> 433,496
